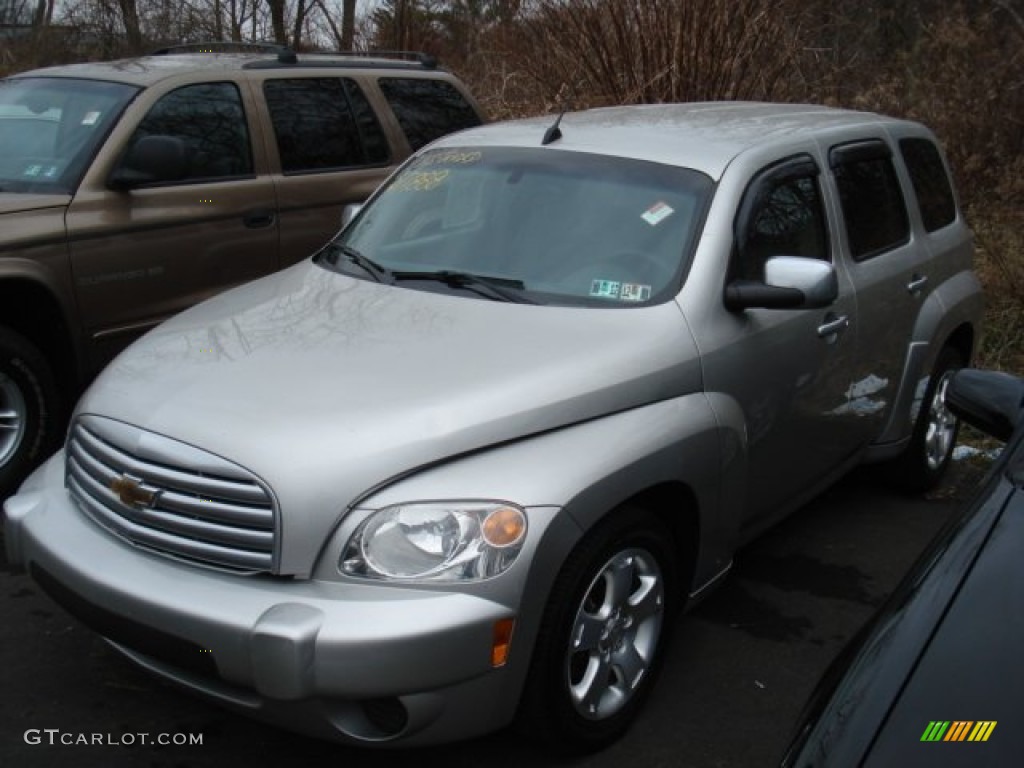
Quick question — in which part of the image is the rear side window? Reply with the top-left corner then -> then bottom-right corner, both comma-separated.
378,78 -> 481,151
129,82 -> 252,181
899,138 -> 957,232
264,78 -> 390,173
831,141 -> 910,261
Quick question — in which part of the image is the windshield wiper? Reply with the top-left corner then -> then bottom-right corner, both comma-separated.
320,243 -> 393,284
390,269 -> 533,303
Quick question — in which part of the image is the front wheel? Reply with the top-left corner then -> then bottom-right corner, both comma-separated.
0,328 -> 61,499
517,508 -> 676,754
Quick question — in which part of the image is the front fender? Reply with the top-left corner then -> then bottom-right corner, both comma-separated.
322,393 -> 735,732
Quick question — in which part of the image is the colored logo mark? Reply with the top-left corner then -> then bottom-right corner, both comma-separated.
921,721 -> 997,742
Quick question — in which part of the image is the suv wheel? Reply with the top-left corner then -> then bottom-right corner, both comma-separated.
518,508 -> 675,754
891,345 -> 964,493
0,328 -> 60,499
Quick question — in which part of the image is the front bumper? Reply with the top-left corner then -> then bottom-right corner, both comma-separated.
3,453 -> 520,746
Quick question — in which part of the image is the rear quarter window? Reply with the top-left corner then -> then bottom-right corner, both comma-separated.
899,137 -> 957,232
378,78 -> 482,151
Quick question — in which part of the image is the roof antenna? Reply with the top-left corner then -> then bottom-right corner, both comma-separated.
542,80 -> 574,146
541,110 -> 564,146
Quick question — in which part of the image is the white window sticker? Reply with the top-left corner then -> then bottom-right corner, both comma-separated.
589,279 -> 621,299
642,201 -> 674,226
82,111 -> 101,126
620,283 -> 652,302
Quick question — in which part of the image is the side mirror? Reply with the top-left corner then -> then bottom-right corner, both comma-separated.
340,202 -> 363,230
725,256 -> 838,311
108,135 -> 187,190
947,368 -> 1024,442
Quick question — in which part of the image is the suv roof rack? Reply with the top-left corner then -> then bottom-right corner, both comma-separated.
149,43 -> 436,69
316,50 -> 438,70
150,41 -> 298,64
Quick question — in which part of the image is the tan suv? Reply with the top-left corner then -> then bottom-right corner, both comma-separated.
0,45 -> 483,496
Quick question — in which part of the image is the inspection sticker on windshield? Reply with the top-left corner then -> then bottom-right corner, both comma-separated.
620,283 -> 652,302
590,279 -> 621,299
589,280 -> 651,301
641,201 -> 674,226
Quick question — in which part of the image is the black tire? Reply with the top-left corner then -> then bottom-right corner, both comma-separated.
0,328 -> 61,499
517,507 -> 676,754
889,345 -> 964,493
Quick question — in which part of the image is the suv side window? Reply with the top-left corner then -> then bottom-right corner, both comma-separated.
378,78 -> 482,151
733,156 -> 828,282
831,141 -> 910,261
127,82 -> 252,182
264,78 -> 390,173
899,137 -> 957,232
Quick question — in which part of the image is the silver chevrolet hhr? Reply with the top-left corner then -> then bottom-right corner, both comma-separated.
4,103 -> 982,752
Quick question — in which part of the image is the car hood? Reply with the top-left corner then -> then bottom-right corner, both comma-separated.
78,261 -> 702,574
0,192 -> 71,215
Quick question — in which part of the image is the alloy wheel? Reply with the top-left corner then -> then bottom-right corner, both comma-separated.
566,547 -> 665,720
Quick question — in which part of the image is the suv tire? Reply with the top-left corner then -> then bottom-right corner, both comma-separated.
890,345 -> 964,493
518,508 -> 675,754
0,328 -> 60,499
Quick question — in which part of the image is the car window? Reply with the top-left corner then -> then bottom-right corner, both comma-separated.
125,82 -> 252,183
734,158 -> 828,282
263,78 -> 390,173
831,141 -> 910,261
378,78 -> 482,151
899,137 -> 957,232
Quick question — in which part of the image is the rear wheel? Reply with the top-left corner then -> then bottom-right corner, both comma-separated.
518,508 -> 676,754
889,345 -> 964,493
0,328 -> 60,499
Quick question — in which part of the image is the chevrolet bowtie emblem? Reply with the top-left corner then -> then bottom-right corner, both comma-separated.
109,475 -> 160,509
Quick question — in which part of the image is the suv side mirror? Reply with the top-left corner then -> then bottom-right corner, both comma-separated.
947,368 -> 1024,442
725,256 -> 838,311
109,135 -> 187,190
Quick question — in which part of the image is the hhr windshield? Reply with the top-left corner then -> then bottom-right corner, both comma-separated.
325,146 -> 713,306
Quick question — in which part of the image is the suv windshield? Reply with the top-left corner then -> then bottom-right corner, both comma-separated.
0,77 -> 139,194
325,147 -> 713,306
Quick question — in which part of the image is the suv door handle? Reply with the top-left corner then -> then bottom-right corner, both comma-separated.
817,314 -> 849,339
244,210 -> 275,229
907,273 -> 929,295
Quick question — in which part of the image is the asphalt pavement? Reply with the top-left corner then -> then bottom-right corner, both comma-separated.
0,461 -> 985,768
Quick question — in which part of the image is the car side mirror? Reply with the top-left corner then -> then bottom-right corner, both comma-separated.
724,256 -> 838,311
947,368 -> 1024,442
108,135 -> 187,190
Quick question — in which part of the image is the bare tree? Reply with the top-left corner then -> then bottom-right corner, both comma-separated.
117,0 -> 143,50
517,0 -> 806,107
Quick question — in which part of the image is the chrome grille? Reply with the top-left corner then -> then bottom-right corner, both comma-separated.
66,415 -> 276,572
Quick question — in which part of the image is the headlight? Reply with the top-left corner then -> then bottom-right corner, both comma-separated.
340,501 -> 527,582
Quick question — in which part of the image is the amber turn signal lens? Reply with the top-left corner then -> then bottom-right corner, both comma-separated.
492,618 -> 515,667
481,506 -> 526,548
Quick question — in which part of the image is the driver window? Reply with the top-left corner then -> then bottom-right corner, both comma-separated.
734,161 -> 828,282
122,82 -> 253,183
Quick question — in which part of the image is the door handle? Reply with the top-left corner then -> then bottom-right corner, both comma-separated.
817,314 -> 849,339
907,273 -> 929,295
243,209 -> 275,229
